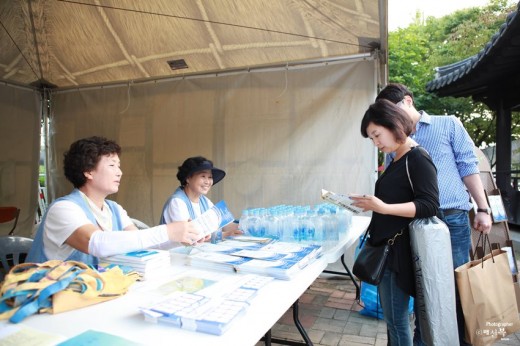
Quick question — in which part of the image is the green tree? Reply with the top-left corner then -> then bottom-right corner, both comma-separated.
388,0 -> 520,149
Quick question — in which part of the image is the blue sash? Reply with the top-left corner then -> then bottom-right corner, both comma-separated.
159,186 -> 210,224
26,189 -> 124,265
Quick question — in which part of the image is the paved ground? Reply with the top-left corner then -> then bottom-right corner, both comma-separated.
255,262 -> 520,346
254,273 -> 388,346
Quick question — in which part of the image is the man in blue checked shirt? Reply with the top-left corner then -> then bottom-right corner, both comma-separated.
376,83 -> 492,346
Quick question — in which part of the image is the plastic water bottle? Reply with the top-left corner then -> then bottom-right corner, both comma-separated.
257,208 -> 267,237
329,208 -> 339,243
303,210 -> 317,244
277,206 -> 290,241
237,202 -> 353,248
239,209 -> 250,235
318,208 -> 334,251
308,209 -> 323,245
283,206 -> 298,242
337,208 -> 352,241
247,208 -> 260,236
266,207 -> 281,240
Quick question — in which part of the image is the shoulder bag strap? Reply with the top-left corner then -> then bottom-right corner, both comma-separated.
406,155 -> 414,192
358,228 -> 370,249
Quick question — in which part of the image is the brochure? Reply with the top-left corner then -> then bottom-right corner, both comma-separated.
226,235 -> 273,244
139,274 -> 273,335
192,200 -> 235,241
321,189 -> 363,214
141,293 -> 248,335
230,249 -> 287,261
487,195 -> 508,223
57,330 -> 140,346
189,242 -> 245,255
185,240 -> 322,280
237,258 -> 307,280
102,249 -> 169,263
100,249 -> 171,278
186,252 -> 251,273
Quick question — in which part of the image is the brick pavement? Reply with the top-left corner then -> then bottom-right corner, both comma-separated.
255,271 -> 520,346
255,273 -> 388,346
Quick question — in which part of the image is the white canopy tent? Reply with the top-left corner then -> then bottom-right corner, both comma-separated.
0,0 -> 387,236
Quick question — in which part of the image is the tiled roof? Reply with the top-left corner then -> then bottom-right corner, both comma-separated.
426,2 -> 520,107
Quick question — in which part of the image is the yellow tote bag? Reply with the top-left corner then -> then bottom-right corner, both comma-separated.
0,260 -> 139,322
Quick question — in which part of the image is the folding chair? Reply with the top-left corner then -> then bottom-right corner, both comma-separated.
0,206 -> 20,235
0,236 -> 33,281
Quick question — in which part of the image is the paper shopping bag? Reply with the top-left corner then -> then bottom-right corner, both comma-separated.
455,249 -> 520,346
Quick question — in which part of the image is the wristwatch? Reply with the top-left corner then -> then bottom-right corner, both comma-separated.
477,207 -> 491,215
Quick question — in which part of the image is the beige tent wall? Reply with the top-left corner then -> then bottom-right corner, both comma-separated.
0,84 -> 41,236
48,58 -> 378,227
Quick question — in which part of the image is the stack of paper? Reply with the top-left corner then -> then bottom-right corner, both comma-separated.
140,274 -> 273,335
185,240 -> 322,280
261,242 -> 322,266
233,243 -> 322,279
222,274 -> 274,303
194,240 -> 264,254
236,258 -> 307,280
186,252 -> 251,274
100,249 -> 170,279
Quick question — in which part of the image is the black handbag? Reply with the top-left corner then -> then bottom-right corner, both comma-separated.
353,229 -> 403,285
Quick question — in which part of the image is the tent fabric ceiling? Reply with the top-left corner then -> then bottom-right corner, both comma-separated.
0,0 -> 385,89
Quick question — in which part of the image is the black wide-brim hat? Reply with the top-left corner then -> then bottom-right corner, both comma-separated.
187,160 -> 226,185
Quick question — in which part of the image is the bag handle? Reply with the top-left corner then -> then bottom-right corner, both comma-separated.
358,228 -> 369,249
406,155 -> 414,192
357,154 -> 412,250
472,232 -> 495,267
357,157 -> 410,249
9,264 -> 85,323
358,226 -> 403,249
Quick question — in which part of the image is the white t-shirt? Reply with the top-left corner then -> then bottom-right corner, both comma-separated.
42,199 -> 133,260
162,197 -> 214,223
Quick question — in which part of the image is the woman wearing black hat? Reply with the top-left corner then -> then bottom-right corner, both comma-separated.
159,156 -> 242,240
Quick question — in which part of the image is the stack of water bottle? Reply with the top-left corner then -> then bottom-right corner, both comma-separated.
238,203 -> 353,252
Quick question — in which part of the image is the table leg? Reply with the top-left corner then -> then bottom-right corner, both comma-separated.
322,254 -> 360,300
264,330 -> 272,345
292,299 -> 313,345
260,299 -> 313,346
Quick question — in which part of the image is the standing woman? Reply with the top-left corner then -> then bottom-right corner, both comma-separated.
350,99 -> 439,345
160,156 -> 242,240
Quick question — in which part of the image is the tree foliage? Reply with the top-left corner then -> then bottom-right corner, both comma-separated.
388,0 -> 520,148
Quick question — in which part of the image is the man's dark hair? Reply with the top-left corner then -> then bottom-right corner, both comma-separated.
376,83 -> 414,104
